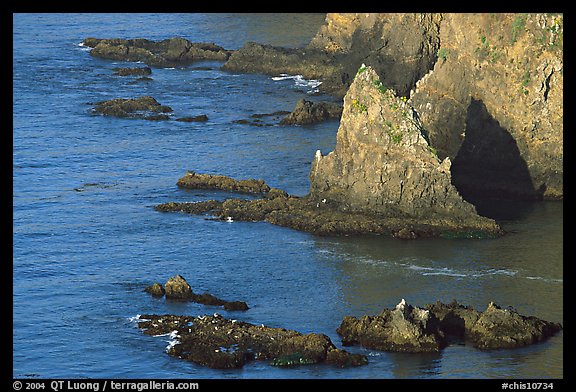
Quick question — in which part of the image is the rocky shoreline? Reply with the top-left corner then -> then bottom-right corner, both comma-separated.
79,15 -> 562,373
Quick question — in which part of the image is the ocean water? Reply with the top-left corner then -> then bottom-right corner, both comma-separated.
13,13 -> 563,379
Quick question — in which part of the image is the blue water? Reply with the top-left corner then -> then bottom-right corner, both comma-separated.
13,13 -> 563,379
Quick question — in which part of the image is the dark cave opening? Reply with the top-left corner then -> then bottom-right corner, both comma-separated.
450,98 -> 544,220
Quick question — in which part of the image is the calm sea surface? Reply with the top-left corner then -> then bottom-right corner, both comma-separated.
13,13 -> 563,379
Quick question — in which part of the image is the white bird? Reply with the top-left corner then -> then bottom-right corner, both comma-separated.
225,216 -> 234,223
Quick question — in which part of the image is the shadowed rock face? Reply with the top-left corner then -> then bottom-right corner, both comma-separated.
337,299 -> 562,353
136,313 -> 368,369
280,99 -> 343,125
155,168 -> 503,238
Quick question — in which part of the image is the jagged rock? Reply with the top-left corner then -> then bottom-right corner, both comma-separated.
91,96 -> 172,120
136,313 -> 368,369
337,299 -> 446,352
83,37 -> 231,67
176,171 -> 271,194
466,302 -> 563,350
112,66 -> 152,76
407,13 -> 563,200
308,13 -> 442,98
279,99 -> 343,125
309,65 -> 502,237
164,275 -> 193,300
339,299 -> 563,353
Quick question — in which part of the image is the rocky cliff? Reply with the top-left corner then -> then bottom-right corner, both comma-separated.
309,65 -> 499,234
309,13 -> 563,201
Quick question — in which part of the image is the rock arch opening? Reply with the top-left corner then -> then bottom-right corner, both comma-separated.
450,98 -> 543,220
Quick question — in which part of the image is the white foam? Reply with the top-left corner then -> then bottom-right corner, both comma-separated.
525,276 -> 563,283
271,74 -> 322,94
76,42 -> 91,52
128,314 -> 150,323
165,330 -> 180,352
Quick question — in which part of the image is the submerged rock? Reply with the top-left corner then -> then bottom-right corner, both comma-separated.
233,111 -> 291,127
279,99 -> 343,125
176,171 -> 271,194
112,66 -> 152,76
144,282 -> 165,298
466,302 -> 563,350
91,96 -> 172,120
146,275 -> 249,311
83,37 -> 231,67
176,115 -> 209,122
338,299 -> 562,353
136,313 -> 368,369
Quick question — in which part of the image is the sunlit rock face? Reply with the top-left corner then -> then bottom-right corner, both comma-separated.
309,65 -> 500,234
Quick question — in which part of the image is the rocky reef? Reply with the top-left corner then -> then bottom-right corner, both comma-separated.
337,300 -> 562,352
176,171 -> 271,194
82,37 -> 231,67
91,96 -> 172,120
145,275 -> 249,311
135,313 -> 368,369
157,168 -> 495,238
83,13 -> 563,201
338,299 -> 562,352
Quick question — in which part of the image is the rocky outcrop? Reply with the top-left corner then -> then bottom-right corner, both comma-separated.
155,189 -> 497,238
408,13 -> 563,200
176,171 -> 271,194
82,37 -> 231,67
91,96 -> 172,120
222,14 -> 563,201
339,299 -> 562,352
279,99 -> 343,125
146,275 -> 249,311
136,313 -> 367,369
309,65 -> 501,236
337,299 -> 445,352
